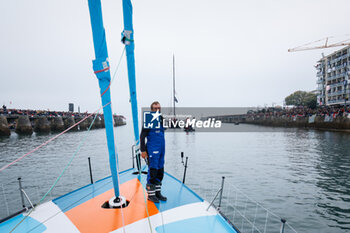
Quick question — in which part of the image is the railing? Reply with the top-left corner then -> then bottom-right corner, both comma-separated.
189,176 -> 299,233
0,180 -> 42,223
327,72 -> 347,81
329,82 -> 346,88
328,90 -> 345,96
0,156 -> 122,221
327,99 -> 346,104
220,183 -> 298,233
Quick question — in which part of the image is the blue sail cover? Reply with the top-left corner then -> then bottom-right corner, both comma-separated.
87,0 -> 120,197
122,0 -> 140,147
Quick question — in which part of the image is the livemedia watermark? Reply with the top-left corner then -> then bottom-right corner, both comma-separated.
141,107 -> 293,132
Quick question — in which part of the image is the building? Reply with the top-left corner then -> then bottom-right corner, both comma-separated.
69,103 -> 74,112
316,46 -> 349,106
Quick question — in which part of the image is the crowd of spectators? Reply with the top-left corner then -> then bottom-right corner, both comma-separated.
0,105 -> 115,118
247,105 -> 350,118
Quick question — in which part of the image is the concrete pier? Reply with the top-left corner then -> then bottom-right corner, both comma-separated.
75,116 -> 88,131
100,116 -> 105,128
15,116 -> 33,135
51,116 -> 65,132
244,114 -> 350,131
114,115 -> 126,126
0,116 -> 11,136
93,116 -> 102,128
3,112 -> 125,134
34,116 -> 51,133
64,116 -> 77,131
86,116 -> 94,129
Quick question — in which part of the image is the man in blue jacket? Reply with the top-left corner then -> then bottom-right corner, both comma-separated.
140,101 -> 167,203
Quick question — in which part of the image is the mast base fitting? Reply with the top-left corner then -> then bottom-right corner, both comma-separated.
102,196 -> 129,209
109,196 -> 128,208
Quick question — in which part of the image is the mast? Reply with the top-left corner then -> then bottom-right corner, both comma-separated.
87,0 -> 120,198
122,0 -> 141,170
173,54 -> 176,116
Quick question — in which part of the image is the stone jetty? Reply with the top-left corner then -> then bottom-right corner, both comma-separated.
51,116 -> 65,132
244,114 -> 350,130
15,116 -> 33,135
207,113 -> 350,131
34,116 -> 51,133
0,116 -> 11,136
86,116 -> 94,129
114,115 -> 126,126
100,116 -> 105,128
1,112 -> 126,136
75,116 -> 89,131
64,116 -> 77,131
93,116 -> 101,128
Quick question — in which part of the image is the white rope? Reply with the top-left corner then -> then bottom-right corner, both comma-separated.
241,197 -> 248,231
286,222 -> 299,233
110,46 -> 127,233
1,184 -> 10,216
159,201 -> 166,233
251,203 -> 258,233
218,181 -> 299,233
263,211 -> 269,233
229,183 -> 282,220
228,202 -> 263,233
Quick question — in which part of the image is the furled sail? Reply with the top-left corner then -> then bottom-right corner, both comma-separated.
121,0 -> 141,169
87,0 -> 120,198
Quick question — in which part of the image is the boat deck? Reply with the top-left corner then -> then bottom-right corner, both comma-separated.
0,168 -> 238,233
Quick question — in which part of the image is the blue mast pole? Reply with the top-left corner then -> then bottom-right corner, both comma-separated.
87,0 -> 120,198
122,0 -> 141,168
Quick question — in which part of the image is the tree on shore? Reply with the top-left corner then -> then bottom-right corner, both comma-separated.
285,91 -> 317,109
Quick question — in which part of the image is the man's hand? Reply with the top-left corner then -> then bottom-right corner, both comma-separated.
141,151 -> 148,159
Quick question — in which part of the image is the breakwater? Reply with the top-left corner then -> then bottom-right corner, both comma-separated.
206,113 -> 350,131
244,114 -> 350,130
0,114 -> 126,136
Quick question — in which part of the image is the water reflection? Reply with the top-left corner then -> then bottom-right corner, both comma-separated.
0,125 -> 349,232
283,130 -> 350,232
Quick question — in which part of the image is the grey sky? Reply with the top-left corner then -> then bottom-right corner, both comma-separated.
0,0 -> 349,118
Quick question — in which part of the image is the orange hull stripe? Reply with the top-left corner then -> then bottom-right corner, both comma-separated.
65,178 -> 159,233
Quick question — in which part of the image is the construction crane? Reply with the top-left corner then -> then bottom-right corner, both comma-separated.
288,36 -> 350,52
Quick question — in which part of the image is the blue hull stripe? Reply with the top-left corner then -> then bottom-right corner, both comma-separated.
0,214 -> 46,233
155,215 -> 238,233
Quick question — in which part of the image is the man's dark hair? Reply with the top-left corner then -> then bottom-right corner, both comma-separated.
150,101 -> 160,110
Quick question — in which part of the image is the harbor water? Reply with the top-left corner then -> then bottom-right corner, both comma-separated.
0,123 -> 349,233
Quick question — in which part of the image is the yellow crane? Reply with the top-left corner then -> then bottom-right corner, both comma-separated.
288,35 -> 350,52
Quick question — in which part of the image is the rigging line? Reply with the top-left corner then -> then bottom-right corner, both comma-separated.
27,179 -> 114,233
40,112 -> 100,204
160,201 -> 166,233
109,46 -> 127,233
228,183 -> 283,221
1,48 -> 126,173
9,107 -> 102,233
100,47 -> 126,97
138,166 -> 154,233
0,110 -> 100,172
7,47 -> 125,232
113,111 -> 126,233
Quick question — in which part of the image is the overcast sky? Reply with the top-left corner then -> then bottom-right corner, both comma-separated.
1,0 -> 349,117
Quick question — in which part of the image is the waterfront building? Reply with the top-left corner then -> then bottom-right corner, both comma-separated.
316,46 -> 350,106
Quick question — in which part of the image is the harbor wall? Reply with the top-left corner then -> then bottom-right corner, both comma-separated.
0,116 -> 11,136
244,114 -> 350,130
0,114 -> 126,136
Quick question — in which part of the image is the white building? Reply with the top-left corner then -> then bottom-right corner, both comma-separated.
316,46 -> 350,106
